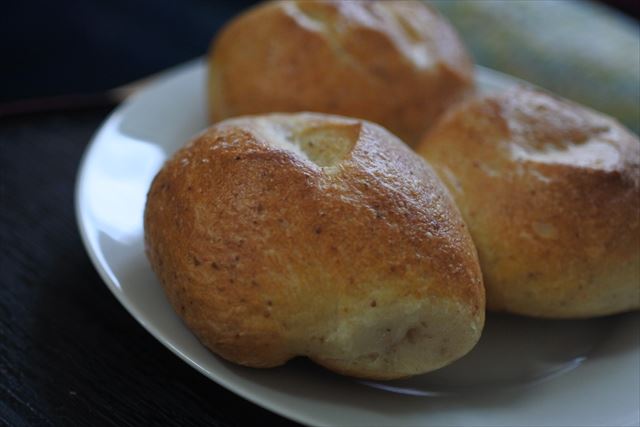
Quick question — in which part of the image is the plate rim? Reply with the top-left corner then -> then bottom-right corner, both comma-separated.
73,58 -> 637,427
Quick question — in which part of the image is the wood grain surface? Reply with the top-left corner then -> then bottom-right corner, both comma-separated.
0,110 -> 299,426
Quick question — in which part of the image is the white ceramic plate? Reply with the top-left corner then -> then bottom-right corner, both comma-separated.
75,59 -> 640,427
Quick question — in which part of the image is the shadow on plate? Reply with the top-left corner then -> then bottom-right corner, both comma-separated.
99,230 -> 638,419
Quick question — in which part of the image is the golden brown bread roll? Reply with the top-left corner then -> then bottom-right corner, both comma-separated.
417,88 -> 640,318
208,0 -> 473,147
144,113 -> 484,379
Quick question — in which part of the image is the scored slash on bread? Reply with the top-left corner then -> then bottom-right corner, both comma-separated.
144,113 -> 484,379
208,0 -> 473,147
418,88 -> 640,318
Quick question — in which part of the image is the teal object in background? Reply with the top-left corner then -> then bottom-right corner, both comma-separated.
431,0 -> 640,134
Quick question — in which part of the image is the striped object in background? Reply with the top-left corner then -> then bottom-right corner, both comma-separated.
431,0 -> 640,134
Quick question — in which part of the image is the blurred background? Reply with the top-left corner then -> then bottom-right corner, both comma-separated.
1,0 -> 638,132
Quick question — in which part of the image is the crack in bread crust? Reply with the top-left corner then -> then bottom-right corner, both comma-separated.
144,112 -> 485,379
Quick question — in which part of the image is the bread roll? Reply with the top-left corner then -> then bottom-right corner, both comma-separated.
417,89 -> 640,318
144,113 -> 484,379
208,0 -> 473,147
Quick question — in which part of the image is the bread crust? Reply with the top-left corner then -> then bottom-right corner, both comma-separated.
418,89 -> 640,318
144,113 -> 484,379
208,0 -> 473,146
